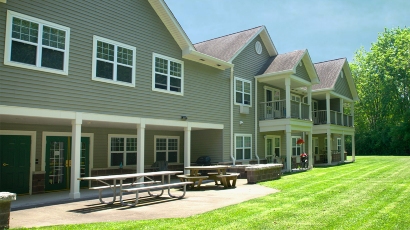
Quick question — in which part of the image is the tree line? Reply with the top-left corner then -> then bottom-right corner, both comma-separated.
350,27 -> 410,155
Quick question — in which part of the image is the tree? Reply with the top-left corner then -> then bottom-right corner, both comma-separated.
350,27 -> 410,155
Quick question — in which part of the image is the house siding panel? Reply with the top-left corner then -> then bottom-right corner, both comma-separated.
232,35 -> 271,161
0,0 -> 230,124
334,70 -> 353,99
295,62 -> 311,82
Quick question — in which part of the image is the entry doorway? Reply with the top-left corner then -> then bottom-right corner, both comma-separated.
0,135 -> 31,194
45,136 -> 89,191
265,135 -> 281,163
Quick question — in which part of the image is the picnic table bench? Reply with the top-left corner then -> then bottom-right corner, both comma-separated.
78,171 -> 189,206
176,175 -> 209,189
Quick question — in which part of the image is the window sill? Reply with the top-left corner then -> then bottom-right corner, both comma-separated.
4,60 -> 68,75
92,77 -> 135,87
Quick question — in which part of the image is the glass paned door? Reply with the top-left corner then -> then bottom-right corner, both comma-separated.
46,136 -> 90,190
46,136 -> 68,191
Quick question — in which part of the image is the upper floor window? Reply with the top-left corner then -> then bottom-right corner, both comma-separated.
92,36 -> 136,87
152,53 -> 184,95
4,10 -> 70,75
235,77 -> 252,106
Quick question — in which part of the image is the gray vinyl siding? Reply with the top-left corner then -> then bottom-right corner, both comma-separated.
295,62 -> 311,82
231,35 -> 271,160
0,0 -> 232,161
191,129 -> 224,163
330,99 -> 341,112
334,70 -> 353,99
0,0 -> 230,124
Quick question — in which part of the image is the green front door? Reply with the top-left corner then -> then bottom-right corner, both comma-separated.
0,135 -> 31,194
45,136 -> 90,191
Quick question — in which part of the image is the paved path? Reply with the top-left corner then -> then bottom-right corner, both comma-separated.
10,179 -> 278,228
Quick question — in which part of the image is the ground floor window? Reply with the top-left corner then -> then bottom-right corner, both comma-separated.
155,136 -> 179,163
235,134 -> 252,160
313,137 -> 319,155
109,135 -> 137,167
292,136 -> 302,156
265,136 -> 281,158
337,138 -> 342,152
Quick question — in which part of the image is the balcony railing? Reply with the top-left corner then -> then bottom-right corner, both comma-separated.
259,100 -> 309,120
312,110 -> 353,127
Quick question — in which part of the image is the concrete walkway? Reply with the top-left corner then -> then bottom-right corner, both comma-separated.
10,179 -> 278,228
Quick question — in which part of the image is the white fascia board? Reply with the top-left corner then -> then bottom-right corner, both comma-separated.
259,26 -> 278,56
228,27 -> 264,62
311,88 -> 333,93
148,0 -> 194,51
254,69 -> 293,79
290,75 -> 311,86
182,48 -> 233,70
342,62 -> 359,101
0,105 -> 76,119
229,26 -> 278,62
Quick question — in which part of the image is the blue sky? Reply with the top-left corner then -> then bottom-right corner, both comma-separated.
165,0 -> 409,63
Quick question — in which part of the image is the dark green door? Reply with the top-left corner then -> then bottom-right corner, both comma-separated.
45,136 -> 90,191
0,135 -> 31,194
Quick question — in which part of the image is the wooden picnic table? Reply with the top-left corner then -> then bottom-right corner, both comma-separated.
78,171 -> 192,206
181,166 -> 238,189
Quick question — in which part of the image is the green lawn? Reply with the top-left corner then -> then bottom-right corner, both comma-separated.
22,156 -> 410,230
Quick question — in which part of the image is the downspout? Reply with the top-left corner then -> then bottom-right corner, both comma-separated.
254,78 -> 260,164
230,66 -> 235,165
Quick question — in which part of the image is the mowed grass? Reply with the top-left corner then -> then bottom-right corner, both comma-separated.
22,156 -> 410,230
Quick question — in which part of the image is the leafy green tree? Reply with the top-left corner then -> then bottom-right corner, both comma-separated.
350,27 -> 410,155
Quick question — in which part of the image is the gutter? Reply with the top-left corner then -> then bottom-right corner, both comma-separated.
254,78 -> 260,164
230,67 -> 235,165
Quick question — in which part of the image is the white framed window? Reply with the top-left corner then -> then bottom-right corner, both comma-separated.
235,77 -> 252,106
152,53 -> 184,95
92,36 -> 136,87
337,138 -> 342,152
108,135 -> 137,167
291,94 -> 301,102
292,136 -> 302,156
235,134 -> 252,160
4,10 -> 70,75
154,136 -> 179,163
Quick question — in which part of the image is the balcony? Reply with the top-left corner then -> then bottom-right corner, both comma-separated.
312,110 -> 353,127
259,100 -> 310,121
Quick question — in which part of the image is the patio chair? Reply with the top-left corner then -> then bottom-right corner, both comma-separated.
151,160 -> 168,171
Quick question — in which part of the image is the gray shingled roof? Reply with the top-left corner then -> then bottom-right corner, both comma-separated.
259,50 -> 305,75
313,58 -> 346,90
194,26 -> 262,62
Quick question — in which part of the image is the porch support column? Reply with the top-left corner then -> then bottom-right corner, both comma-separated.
308,131 -> 313,168
184,126 -> 191,175
326,93 -> 330,124
327,131 -> 332,165
286,125 -> 292,172
307,85 -> 312,121
70,113 -> 82,199
352,134 -> 356,162
285,78 -> 291,118
341,133 -> 345,163
351,102 -> 355,126
137,123 -> 145,174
